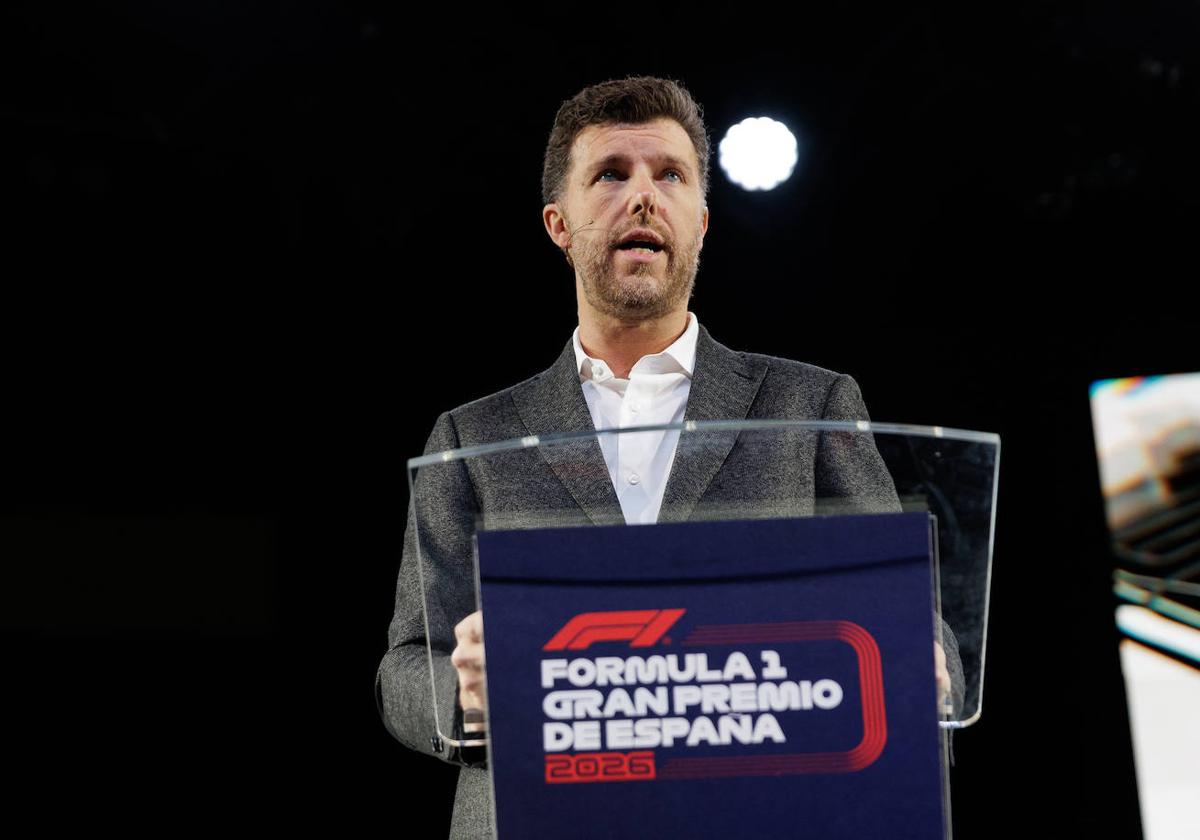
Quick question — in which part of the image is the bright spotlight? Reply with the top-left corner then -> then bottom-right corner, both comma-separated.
718,117 -> 799,191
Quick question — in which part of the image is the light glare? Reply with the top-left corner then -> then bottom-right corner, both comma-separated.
718,117 -> 799,191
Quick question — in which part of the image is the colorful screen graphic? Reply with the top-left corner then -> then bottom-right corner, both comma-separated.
1090,372 -> 1200,840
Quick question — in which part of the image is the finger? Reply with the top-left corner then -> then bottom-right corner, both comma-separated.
459,681 -> 487,706
451,646 -> 485,671
459,672 -> 486,693
455,611 -> 483,643
935,664 -> 952,709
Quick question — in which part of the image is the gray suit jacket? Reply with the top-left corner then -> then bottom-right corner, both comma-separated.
376,326 -> 963,838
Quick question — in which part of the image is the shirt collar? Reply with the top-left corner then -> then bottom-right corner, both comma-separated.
572,312 -> 699,382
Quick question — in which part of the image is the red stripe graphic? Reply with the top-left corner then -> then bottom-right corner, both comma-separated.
658,620 -> 887,779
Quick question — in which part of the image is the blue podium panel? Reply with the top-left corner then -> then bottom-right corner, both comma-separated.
477,513 -> 944,839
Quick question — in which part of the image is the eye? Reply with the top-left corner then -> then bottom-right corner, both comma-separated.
596,168 -> 621,182
663,170 -> 684,183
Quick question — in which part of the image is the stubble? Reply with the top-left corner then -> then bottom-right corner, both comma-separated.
569,215 -> 703,321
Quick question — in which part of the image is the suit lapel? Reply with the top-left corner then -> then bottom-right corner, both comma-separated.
510,340 -> 623,525
511,326 -> 767,526
658,326 -> 767,523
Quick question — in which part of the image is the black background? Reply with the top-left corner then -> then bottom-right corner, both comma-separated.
5,2 -> 1199,835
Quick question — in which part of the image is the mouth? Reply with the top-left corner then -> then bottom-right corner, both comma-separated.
616,242 -> 664,257
614,243 -> 664,263
614,230 -> 667,260
619,242 -> 667,259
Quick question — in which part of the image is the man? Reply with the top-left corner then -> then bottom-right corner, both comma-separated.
376,76 -> 962,838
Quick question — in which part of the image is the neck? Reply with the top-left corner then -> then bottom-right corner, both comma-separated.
577,298 -> 690,379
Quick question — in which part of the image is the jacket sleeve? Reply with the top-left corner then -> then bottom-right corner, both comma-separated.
815,374 -> 966,717
375,411 -> 483,765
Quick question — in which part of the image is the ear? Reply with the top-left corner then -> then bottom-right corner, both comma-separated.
543,203 -> 571,250
699,205 -> 710,247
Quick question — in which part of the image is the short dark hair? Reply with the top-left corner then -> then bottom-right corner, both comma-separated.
541,76 -> 710,206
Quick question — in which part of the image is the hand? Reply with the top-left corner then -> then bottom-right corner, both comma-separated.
934,641 -> 952,715
451,610 -> 486,732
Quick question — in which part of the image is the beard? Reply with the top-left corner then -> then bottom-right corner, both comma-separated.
569,216 -> 703,321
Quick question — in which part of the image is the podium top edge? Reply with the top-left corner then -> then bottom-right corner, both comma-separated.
407,420 -> 1000,470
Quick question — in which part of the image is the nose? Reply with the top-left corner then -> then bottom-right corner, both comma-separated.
627,175 -> 658,218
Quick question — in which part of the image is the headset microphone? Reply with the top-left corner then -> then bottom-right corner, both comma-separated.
562,219 -> 596,266
567,219 -> 596,240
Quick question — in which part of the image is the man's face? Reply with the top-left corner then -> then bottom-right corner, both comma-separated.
545,118 -> 709,321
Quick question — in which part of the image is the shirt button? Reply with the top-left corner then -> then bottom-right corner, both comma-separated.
629,403 -> 641,414
628,473 -> 640,485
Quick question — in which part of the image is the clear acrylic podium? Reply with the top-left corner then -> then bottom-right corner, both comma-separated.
387,421 -> 998,837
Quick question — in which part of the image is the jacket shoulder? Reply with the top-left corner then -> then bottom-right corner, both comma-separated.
739,350 -> 847,388
728,349 -> 863,421
435,362 -> 560,447
699,327 -> 846,390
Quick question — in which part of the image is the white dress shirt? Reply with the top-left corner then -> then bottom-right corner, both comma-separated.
572,313 -> 699,525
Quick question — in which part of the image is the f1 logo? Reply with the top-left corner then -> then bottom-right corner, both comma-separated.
543,609 -> 685,651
